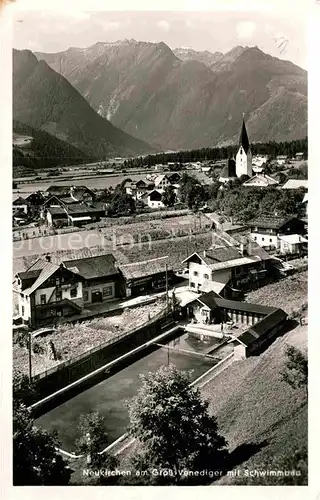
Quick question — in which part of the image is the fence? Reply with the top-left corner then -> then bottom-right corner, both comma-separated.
31,306 -> 170,382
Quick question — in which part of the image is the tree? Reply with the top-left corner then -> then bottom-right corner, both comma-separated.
280,345 -> 308,390
107,191 -> 136,216
13,402 -> 71,485
162,185 -> 176,207
127,365 -> 228,485
75,412 -> 118,471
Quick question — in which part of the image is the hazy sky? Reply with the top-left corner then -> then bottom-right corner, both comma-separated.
13,9 -> 307,69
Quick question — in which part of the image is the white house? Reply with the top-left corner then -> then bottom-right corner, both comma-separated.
12,195 -> 29,214
242,174 -> 278,188
278,234 -> 308,255
145,190 -> 165,209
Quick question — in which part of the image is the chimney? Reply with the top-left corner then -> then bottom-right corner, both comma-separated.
45,254 -> 51,263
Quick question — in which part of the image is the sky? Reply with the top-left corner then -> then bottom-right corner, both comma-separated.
12,7 -> 307,69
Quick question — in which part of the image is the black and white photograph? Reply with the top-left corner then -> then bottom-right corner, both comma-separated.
4,1 -> 312,490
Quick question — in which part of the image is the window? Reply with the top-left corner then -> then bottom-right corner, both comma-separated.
254,236 -> 257,241
262,237 -> 265,242
83,291 -> 89,301
190,282 -> 195,288
70,287 -> 77,298
21,306 -> 24,316
103,286 -> 113,297
40,294 -> 46,304
203,274 -> 209,280
56,290 -> 62,301
269,238 -> 273,243
193,271 -> 198,276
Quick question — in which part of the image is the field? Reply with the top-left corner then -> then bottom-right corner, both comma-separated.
12,214 -> 210,259
245,271 -> 308,315
13,297 -> 167,377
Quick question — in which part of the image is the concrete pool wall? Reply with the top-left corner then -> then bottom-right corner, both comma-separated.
28,310 -> 176,408
35,329 -> 233,454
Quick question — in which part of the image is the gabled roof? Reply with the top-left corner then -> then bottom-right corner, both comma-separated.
215,298 -> 277,315
238,308 -> 288,345
282,179 -> 308,190
26,259 -> 48,272
219,159 -> 237,180
63,254 -> 118,280
248,215 -> 296,230
22,262 -> 60,296
120,256 -> 171,280
243,174 -> 278,187
239,118 -> 250,154
197,291 -> 221,309
12,195 -> 28,204
147,189 -> 163,200
17,269 -> 42,280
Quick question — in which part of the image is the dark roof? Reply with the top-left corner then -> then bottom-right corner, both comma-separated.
203,246 -> 241,265
63,254 -> 118,280
197,291 -> 221,309
239,118 -> 250,154
238,308 -> 287,345
17,269 -> 41,280
69,202 -> 105,213
13,196 -> 28,205
48,206 -> 67,215
120,256 -> 172,280
148,190 -> 162,201
215,298 -> 277,315
248,216 -> 296,230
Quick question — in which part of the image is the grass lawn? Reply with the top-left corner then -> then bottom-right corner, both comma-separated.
13,297 -> 167,377
245,271 -> 308,315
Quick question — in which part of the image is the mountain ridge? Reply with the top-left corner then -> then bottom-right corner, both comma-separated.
13,49 -> 155,158
31,40 -> 307,150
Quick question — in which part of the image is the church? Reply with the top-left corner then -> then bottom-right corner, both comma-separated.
235,116 -> 253,178
219,116 -> 253,183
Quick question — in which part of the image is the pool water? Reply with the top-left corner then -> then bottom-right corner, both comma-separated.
34,335 -> 216,452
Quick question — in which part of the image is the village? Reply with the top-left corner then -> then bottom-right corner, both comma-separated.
12,118 -> 308,375
12,118 -> 308,486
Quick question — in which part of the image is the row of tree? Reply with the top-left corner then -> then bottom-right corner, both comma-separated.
125,138 -> 308,169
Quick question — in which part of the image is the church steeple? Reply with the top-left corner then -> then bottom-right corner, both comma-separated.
235,114 -> 252,178
239,115 -> 250,154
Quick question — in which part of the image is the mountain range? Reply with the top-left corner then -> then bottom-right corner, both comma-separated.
13,49 -> 154,159
34,40 -> 307,151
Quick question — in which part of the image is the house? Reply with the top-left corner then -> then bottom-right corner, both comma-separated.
184,291 -> 287,357
278,234 -> 308,255
167,172 -> 181,184
119,256 -> 175,297
282,179 -> 308,190
295,152 -> 305,160
219,159 -> 237,184
276,155 -> 288,166
247,215 -> 306,249
235,118 -> 252,178
12,195 -> 29,214
15,257 -> 85,328
125,179 -> 155,200
154,174 -> 171,191
145,190 -> 165,209
242,173 -> 278,188
46,185 -> 95,202
182,241 -> 273,298
63,254 -> 125,305
45,200 -> 106,227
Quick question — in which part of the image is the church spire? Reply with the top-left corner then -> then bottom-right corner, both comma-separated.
239,116 -> 250,154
